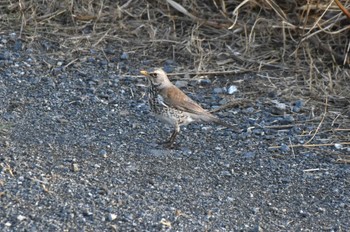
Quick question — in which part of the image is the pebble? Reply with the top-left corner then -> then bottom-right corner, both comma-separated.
99,60 -> 108,66
17,215 -> 26,221
26,48 -> 34,54
268,91 -> 277,98
198,79 -> 211,86
163,65 -> 174,73
253,129 -> 264,135
213,87 -> 224,94
104,48 -> 115,55
72,163 -> 79,172
28,76 -> 40,85
245,107 -> 255,113
220,170 -> 232,176
0,51 -> 10,60
10,32 -> 16,39
108,213 -> 117,221
83,210 -> 93,217
52,67 -> 62,75
293,100 -> 304,113
120,52 -> 129,60
334,143 -> 343,149
280,115 -> 294,124
110,56 -> 118,62
165,59 -> 175,65
243,151 -> 255,159
227,85 -> 238,94
271,100 -> 286,113
14,40 -> 22,51
280,144 -> 290,152
99,149 -> 108,158
87,57 -> 95,63
219,98 -> 228,105
175,80 -> 188,88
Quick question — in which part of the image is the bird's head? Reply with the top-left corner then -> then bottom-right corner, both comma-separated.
140,68 -> 171,88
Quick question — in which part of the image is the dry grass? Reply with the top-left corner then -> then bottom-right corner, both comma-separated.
1,1 -> 348,79
0,0 -> 349,153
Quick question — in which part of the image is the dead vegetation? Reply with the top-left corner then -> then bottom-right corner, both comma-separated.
0,0 -> 349,156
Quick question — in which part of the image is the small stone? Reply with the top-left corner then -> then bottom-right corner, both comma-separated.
99,60 -> 108,66
52,67 -> 62,75
120,52 -> 129,60
72,163 -> 79,172
109,56 -> 117,62
175,80 -> 188,88
163,65 -> 174,73
165,59 -> 175,65
246,107 -> 255,113
14,40 -> 22,51
141,60 -> 151,65
219,98 -> 228,105
17,215 -> 26,221
83,210 -> 93,217
108,213 -> 117,221
271,100 -> 286,114
198,79 -> 211,86
220,170 -> 232,176
213,87 -> 224,94
253,129 -> 264,135
0,52 -> 10,60
268,91 -> 277,98
28,76 -> 40,85
99,149 -> 108,158
10,32 -> 17,39
104,48 -> 115,55
227,85 -> 238,94
243,151 -> 255,159
5,222 -> 11,227
87,57 -> 95,63
293,100 -> 304,113
281,115 -> 294,124
280,144 -> 290,152
334,143 -> 343,149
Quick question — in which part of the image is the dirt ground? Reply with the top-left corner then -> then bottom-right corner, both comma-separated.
1,1 -> 350,231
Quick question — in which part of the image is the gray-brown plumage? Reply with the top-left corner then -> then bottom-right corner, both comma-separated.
140,68 -> 237,148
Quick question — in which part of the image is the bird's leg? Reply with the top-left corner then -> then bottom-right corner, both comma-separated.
163,123 -> 180,148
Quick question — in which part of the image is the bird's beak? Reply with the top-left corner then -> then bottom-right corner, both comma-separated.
140,70 -> 149,76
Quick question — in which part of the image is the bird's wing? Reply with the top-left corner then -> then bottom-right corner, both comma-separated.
161,86 -> 210,115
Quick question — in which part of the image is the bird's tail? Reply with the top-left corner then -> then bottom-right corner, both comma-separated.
205,114 -> 242,133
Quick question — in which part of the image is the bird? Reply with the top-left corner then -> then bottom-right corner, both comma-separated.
140,68 -> 239,148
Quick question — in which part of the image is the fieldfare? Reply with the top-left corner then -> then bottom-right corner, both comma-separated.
140,68 -> 238,148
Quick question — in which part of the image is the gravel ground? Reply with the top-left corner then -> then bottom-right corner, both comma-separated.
0,33 -> 349,231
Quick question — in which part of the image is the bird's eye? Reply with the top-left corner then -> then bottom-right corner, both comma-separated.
150,73 -> 157,78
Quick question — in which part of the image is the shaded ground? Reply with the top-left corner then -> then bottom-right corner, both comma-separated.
0,31 -> 349,231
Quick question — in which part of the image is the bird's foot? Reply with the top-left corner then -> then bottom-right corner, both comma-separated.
158,140 -> 180,149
